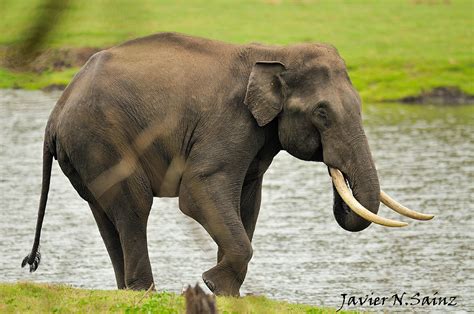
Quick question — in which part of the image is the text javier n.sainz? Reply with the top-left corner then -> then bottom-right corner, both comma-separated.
337,292 -> 458,311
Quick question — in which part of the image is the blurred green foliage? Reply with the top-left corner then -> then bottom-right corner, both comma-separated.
0,0 -> 472,100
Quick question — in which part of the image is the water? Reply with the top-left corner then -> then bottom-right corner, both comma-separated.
0,89 -> 472,312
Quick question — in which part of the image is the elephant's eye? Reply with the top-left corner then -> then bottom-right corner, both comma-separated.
314,107 -> 327,119
312,102 -> 331,128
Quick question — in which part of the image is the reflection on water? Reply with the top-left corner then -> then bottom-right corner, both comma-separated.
0,90 -> 472,312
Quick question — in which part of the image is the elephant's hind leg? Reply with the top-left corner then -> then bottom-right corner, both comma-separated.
59,138 -> 155,290
89,202 -> 126,289
58,154 -> 126,288
94,171 -> 155,291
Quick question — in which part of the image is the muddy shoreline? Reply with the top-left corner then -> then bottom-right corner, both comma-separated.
4,47 -> 474,105
388,86 -> 474,106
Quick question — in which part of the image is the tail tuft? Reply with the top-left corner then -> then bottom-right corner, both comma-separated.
21,250 -> 41,272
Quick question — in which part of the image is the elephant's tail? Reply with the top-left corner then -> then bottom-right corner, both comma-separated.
21,141 -> 53,272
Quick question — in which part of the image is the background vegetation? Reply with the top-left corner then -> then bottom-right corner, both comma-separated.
0,0 -> 472,101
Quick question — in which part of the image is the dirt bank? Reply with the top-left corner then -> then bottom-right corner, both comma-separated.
394,86 -> 474,105
2,46 -> 101,73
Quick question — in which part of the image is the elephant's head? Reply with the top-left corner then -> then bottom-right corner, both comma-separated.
244,44 -> 433,231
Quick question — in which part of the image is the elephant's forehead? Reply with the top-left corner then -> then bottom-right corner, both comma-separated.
299,43 -> 346,66
288,65 -> 349,97
286,74 -> 359,114
304,57 -> 348,77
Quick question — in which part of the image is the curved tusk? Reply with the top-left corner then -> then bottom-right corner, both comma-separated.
380,190 -> 434,220
329,168 -> 408,228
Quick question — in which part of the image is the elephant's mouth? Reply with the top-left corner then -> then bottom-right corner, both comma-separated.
311,146 -> 324,162
332,171 -> 352,216
328,167 -> 435,228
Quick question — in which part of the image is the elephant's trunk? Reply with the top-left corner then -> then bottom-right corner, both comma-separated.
330,135 -> 381,232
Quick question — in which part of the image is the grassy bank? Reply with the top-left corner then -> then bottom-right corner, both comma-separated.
1,0 -> 472,101
0,282 -> 350,313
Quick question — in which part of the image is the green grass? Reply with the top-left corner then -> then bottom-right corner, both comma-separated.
0,0 -> 473,100
0,68 -> 78,90
0,282 -> 351,313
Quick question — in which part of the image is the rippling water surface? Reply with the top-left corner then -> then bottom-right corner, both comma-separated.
0,90 -> 472,312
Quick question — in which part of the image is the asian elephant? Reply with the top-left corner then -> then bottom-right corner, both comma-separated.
22,32 -> 433,296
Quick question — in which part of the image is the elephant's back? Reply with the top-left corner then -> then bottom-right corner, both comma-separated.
104,32 -> 238,102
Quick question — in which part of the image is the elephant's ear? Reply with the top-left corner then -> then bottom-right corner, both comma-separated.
244,61 -> 286,127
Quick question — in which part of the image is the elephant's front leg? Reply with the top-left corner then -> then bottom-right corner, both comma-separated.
179,170 -> 252,296
218,176 -> 263,266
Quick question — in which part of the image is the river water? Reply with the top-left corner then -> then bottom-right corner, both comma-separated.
0,89 -> 472,312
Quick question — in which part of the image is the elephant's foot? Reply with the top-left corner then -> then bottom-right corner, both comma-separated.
202,264 -> 243,296
126,278 -> 155,291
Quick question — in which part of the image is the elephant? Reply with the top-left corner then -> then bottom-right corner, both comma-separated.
22,32 -> 433,296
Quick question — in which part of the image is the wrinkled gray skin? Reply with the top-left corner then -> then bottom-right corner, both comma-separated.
23,33 -> 380,296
